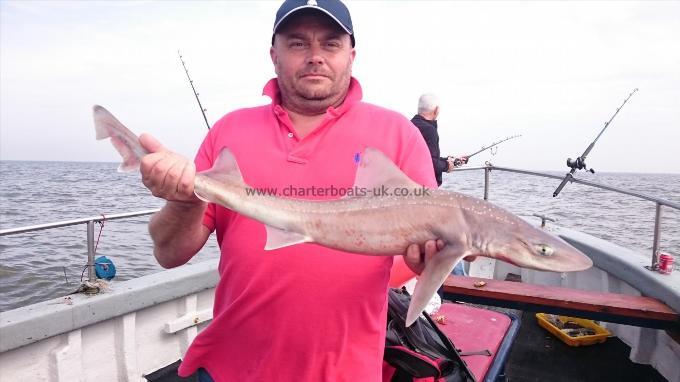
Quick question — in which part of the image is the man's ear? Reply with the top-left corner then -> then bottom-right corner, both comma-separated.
270,46 -> 277,65
270,46 -> 279,75
348,48 -> 356,72
433,106 -> 440,119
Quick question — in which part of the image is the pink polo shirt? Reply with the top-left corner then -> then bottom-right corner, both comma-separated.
178,78 -> 436,381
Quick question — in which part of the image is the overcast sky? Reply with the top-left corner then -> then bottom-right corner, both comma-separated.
1,1 -> 678,173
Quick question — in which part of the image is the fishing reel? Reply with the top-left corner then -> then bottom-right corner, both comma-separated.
566,157 -> 595,174
449,156 -> 469,168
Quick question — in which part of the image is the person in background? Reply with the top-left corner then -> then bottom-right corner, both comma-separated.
411,93 -> 468,187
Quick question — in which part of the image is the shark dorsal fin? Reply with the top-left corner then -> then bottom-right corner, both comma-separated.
353,147 -> 421,191
199,148 -> 244,182
195,148 -> 244,202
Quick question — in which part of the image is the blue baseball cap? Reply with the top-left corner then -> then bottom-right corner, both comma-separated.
272,0 -> 355,47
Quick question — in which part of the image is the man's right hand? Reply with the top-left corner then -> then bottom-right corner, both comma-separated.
139,133 -> 201,204
140,133 -> 209,268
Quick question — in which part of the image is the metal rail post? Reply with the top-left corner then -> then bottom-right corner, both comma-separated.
87,220 -> 95,283
651,203 -> 662,270
484,167 -> 490,201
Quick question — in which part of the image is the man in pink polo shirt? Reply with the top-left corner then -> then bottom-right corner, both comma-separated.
137,1 -> 442,380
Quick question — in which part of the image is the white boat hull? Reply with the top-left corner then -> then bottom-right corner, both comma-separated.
0,260 -> 218,382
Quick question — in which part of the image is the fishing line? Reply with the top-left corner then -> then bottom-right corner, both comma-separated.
452,134 -> 521,166
466,134 -> 521,159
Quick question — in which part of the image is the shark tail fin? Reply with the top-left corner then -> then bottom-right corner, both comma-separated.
405,247 -> 466,327
93,105 -> 148,172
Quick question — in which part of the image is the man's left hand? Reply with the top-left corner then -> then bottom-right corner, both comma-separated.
404,240 -> 477,275
404,240 -> 444,274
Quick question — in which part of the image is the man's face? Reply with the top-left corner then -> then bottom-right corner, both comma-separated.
270,11 -> 355,115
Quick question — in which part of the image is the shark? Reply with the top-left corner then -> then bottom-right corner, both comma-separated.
93,105 -> 593,327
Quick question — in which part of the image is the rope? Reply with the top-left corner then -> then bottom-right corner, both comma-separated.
94,214 -> 106,253
80,264 -> 87,282
63,266 -> 70,285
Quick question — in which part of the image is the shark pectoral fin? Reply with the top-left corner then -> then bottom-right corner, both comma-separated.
353,147 -> 423,191
405,247 -> 467,327
264,224 -> 311,250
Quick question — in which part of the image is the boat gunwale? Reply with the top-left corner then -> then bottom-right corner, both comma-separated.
556,226 -> 680,314
0,259 -> 219,353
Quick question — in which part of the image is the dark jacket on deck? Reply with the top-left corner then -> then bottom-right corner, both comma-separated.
411,114 -> 448,186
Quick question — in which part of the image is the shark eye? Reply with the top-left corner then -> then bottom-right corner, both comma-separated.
535,244 -> 554,257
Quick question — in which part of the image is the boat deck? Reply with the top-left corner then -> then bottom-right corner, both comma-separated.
146,306 -> 668,382
504,310 -> 667,382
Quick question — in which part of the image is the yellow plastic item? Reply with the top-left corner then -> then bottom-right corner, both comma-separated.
536,313 -> 611,347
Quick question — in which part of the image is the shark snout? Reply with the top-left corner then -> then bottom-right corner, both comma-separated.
490,229 -> 593,273
553,246 -> 593,272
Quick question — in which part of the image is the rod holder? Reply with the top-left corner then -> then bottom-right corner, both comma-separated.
651,203 -> 662,270
87,220 -> 95,283
533,213 -> 556,228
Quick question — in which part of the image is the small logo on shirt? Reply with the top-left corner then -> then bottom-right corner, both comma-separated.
353,152 -> 361,164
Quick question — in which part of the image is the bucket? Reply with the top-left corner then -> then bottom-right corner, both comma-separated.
658,253 -> 674,275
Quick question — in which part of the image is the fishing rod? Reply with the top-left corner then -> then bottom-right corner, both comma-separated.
451,134 -> 522,166
552,88 -> 638,197
178,50 -> 211,130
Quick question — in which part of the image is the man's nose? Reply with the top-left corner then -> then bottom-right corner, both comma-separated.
306,45 -> 325,65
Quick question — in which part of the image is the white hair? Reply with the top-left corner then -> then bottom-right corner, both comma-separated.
417,93 -> 439,114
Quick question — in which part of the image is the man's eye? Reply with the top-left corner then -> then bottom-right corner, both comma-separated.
289,42 -> 306,48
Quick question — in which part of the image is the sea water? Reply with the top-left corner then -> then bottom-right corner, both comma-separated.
0,160 -> 678,311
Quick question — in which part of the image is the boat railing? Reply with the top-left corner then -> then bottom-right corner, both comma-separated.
0,209 -> 161,284
455,164 -> 679,271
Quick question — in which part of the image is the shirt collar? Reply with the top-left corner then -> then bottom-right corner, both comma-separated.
263,77 -> 363,117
